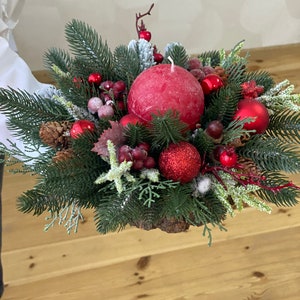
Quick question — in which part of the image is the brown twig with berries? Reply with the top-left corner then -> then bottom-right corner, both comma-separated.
135,3 -> 155,39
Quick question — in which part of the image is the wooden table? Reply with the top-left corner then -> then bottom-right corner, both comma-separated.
2,43 -> 300,300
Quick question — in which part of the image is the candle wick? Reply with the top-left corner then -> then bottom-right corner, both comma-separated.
168,56 -> 175,72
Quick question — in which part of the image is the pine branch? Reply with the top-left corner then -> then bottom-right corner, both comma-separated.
113,45 -> 141,88
243,70 -> 274,92
256,171 -> 299,206
124,124 -> 151,147
65,19 -> 114,78
163,43 -> 189,68
267,109 -> 300,144
198,50 -> 221,67
150,111 -> 187,151
201,83 -> 240,127
237,136 -> 300,173
190,128 -> 214,157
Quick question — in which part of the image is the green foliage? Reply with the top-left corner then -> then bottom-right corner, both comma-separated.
65,19 -> 114,78
198,50 -> 221,67
113,45 -> 141,88
150,111 -> 187,151
201,83 -> 240,127
164,44 -> 189,68
0,88 -> 71,143
190,128 -> 214,157
256,172 -> 299,206
124,124 -> 151,147
267,110 -> 300,144
243,70 -> 274,92
237,135 -> 300,173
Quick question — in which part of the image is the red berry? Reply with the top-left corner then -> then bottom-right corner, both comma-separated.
100,80 -> 114,91
70,120 -> 95,139
190,69 -> 205,82
137,142 -> 150,153
139,30 -> 152,42
132,160 -> 144,170
187,58 -> 203,70
113,81 -> 126,94
132,147 -> 147,161
206,120 -> 224,139
143,156 -> 156,169
154,53 -> 164,64
219,149 -> 238,167
88,72 -> 102,86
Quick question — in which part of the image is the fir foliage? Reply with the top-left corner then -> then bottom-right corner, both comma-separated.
190,128 -> 214,158
267,110 -> 300,143
164,43 -> 189,68
243,70 -> 274,92
64,19 -> 114,79
113,45 -> 142,88
124,124 -> 151,147
149,111 -> 187,151
198,50 -> 221,67
237,135 -> 300,173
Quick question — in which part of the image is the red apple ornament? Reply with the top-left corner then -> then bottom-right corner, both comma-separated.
127,64 -> 205,129
233,99 -> 269,134
201,74 -> 224,95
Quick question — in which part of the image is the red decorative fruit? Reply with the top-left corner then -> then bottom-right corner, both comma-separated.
139,30 -> 152,42
219,148 -> 238,167
233,98 -> 269,134
88,72 -> 102,86
201,74 -> 224,95
70,120 -> 95,139
154,52 -> 164,64
206,120 -> 224,139
159,141 -> 201,183
127,64 -> 205,129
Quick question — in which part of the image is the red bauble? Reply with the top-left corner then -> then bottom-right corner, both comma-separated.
70,120 -> 95,139
127,64 -> 205,129
88,72 -> 102,86
219,148 -> 238,167
119,113 -> 143,127
159,141 -> 201,183
201,74 -> 224,95
233,99 -> 269,134
139,30 -> 152,42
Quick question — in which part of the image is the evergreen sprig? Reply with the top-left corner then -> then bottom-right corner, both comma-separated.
237,136 -> 300,173
65,19 -> 114,78
164,43 -> 189,68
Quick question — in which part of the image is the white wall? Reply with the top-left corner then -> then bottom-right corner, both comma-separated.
14,0 -> 300,71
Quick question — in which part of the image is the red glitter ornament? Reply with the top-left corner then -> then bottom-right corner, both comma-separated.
159,141 -> 201,183
201,74 -> 224,95
70,120 -> 95,139
233,98 -> 269,134
127,64 -> 205,129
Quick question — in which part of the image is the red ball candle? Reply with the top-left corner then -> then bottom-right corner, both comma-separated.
127,64 -> 205,129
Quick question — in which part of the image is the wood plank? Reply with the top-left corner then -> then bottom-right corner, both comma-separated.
3,226 -> 300,300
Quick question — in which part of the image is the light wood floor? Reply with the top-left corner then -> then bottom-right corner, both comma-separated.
2,43 -> 300,299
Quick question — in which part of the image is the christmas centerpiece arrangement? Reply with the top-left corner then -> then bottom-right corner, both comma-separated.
1,4 -> 300,244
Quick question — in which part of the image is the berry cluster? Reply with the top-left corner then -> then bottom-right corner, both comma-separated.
118,142 -> 156,170
86,72 -> 126,118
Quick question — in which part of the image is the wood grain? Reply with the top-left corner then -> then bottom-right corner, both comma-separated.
2,43 -> 300,300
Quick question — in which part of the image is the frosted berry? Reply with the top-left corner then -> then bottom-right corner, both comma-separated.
187,57 -> 202,70
87,97 -> 103,114
206,120 -> 224,139
132,147 -> 147,161
137,142 -> 150,153
97,105 -> 114,118
139,30 -> 151,42
190,69 -> 205,82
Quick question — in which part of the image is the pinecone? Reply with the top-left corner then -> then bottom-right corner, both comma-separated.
214,66 -> 229,85
39,121 -> 72,149
157,217 -> 190,233
53,149 -> 74,163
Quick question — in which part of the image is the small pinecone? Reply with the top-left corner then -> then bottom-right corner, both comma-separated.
53,148 -> 74,163
157,217 -> 190,233
214,66 -> 229,85
39,121 -> 71,149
